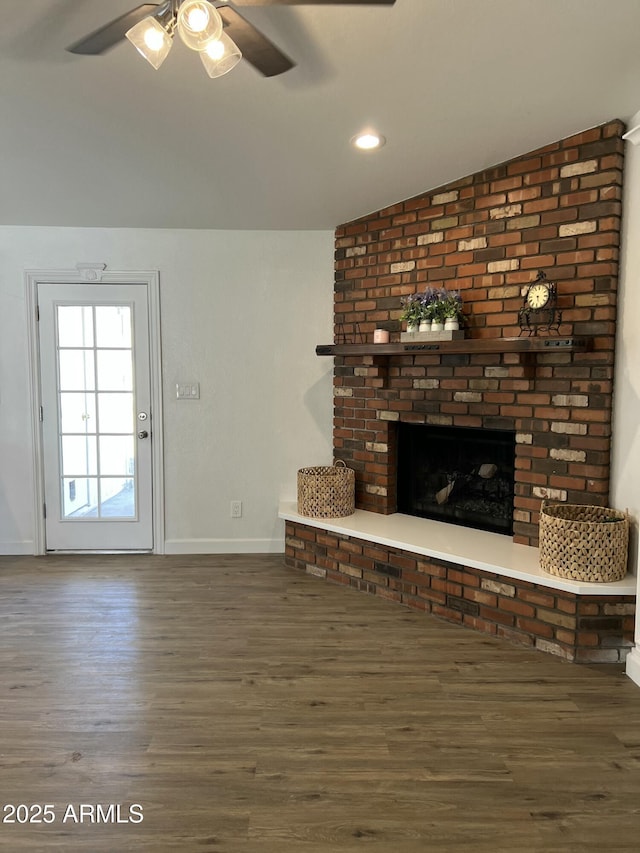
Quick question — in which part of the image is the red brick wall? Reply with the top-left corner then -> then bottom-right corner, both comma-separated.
332,120 -> 624,546
285,520 -> 635,663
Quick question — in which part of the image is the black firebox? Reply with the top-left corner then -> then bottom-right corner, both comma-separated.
397,423 -> 516,536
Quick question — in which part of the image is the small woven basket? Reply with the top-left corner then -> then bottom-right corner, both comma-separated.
539,502 -> 629,582
297,460 -> 355,518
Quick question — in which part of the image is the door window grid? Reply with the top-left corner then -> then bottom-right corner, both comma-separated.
56,304 -> 137,520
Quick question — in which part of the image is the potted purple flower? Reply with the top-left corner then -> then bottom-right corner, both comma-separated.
418,287 -> 439,331
441,290 -> 464,331
399,293 -> 423,333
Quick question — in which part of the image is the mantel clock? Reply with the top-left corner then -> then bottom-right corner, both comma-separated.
518,271 -> 560,335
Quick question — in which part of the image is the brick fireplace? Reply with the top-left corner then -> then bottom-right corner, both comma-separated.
283,119 -> 635,662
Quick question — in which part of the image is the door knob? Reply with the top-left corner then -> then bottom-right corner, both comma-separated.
137,430 -> 149,439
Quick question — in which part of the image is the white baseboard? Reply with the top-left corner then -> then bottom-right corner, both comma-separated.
625,647 -> 640,688
164,538 -> 284,555
0,539 -> 285,557
0,541 -> 34,555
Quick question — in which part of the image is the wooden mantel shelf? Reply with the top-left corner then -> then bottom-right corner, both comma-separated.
316,336 -> 592,357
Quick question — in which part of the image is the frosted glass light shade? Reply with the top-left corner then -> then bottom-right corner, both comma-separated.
126,17 -> 172,70
200,32 -> 242,78
177,1 -> 223,51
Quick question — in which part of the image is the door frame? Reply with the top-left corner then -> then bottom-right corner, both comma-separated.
25,266 -> 165,554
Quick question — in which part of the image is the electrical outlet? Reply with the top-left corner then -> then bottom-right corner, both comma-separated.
230,500 -> 242,518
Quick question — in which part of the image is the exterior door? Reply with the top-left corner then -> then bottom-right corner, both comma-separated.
37,283 -> 153,550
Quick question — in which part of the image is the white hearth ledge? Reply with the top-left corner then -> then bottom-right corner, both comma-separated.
279,502 -> 636,597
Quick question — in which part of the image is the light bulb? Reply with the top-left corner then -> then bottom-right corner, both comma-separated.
177,1 -> 223,51
200,30 -> 241,78
126,17 -> 173,70
206,40 -> 225,60
187,7 -> 208,32
353,133 -> 385,151
144,27 -> 166,51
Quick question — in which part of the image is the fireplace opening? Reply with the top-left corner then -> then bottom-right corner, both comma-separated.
397,423 -> 516,536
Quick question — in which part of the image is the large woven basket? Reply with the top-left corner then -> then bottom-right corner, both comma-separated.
297,460 -> 355,518
539,502 -> 629,582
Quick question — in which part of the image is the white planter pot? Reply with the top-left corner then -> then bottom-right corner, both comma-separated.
418,321 -> 431,332
444,318 -> 460,331
431,321 -> 444,332
406,323 -> 419,335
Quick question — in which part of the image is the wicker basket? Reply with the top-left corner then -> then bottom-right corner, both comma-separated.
539,502 -> 629,582
297,460 -> 355,518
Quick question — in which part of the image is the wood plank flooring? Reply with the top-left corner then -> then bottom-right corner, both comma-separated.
0,553 -> 639,852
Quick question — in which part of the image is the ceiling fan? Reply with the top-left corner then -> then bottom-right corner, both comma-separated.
66,0 -> 396,78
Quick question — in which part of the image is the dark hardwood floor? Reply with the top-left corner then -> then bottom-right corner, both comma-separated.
0,553 -> 639,852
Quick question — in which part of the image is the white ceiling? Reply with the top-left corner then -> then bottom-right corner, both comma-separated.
1,0 -> 640,230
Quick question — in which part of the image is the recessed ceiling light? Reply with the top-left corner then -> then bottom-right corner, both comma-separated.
352,132 -> 386,151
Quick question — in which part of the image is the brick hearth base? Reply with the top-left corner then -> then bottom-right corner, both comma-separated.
284,519 -> 635,664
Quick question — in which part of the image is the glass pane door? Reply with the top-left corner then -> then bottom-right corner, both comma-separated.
38,281 -> 153,551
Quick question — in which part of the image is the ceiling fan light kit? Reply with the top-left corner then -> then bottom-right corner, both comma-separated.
68,1 -> 396,79
124,1 -> 232,72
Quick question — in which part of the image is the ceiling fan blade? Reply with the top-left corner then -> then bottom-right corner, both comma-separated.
232,1 -> 396,6
66,4 -> 161,55
218,7 -> 295,77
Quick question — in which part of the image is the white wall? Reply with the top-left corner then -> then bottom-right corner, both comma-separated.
612,110 -> 640,685
0,226 -> 334,554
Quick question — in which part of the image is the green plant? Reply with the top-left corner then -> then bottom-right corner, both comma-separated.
399,293 -> 424,326
429,296 -> 447,323
441,290 -> 464,321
